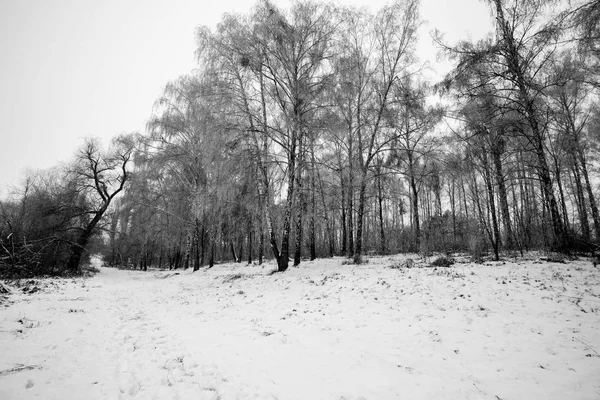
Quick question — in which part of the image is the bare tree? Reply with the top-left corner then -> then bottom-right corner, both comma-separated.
439,0 -> 574,250
66,137 -> 132,271
333,0 -> 420,263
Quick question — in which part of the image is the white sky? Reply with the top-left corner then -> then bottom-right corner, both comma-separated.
0,0 -> 492,197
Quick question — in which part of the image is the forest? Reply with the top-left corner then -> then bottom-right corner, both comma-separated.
1,0 -> 599,276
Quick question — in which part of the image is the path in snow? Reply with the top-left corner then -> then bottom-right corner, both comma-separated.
1,255 -> 600,399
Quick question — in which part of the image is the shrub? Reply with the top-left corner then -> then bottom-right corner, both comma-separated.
430,256 -> 455,268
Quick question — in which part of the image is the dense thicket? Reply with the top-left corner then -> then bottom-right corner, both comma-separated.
0,137 -> 133,275
2,0 -> 599,274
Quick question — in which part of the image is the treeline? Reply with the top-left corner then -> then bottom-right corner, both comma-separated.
2,0 -> 599,275
107,0 -> 600,270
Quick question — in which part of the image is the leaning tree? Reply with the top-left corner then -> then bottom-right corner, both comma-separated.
66,136 -> 133,271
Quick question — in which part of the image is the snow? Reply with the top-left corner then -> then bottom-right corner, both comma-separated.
1,255 -> 600,399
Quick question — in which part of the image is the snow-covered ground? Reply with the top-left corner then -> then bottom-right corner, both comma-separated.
1,254 -> 599,400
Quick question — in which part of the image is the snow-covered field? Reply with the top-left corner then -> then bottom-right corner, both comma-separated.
1,254 -> 599,400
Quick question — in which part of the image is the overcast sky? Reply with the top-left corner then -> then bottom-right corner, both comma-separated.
0,0 -> 492,197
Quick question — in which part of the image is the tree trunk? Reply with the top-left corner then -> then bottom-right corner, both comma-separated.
193,218 -> 200,271
493,0 -> 566,250
482,154 -> 501,260
353,173 -> 367,264
278,145 -> 296,272
237,233 -> 243,263
377,171 -> 386,254
294,174 -> 303,266
340,173 -> 347,255
347,173 -> 354,258
408,152 -> 420,252
200,222 -> 206,267
470,171 -> 495,258
258,228 -> 264,265
247,215 -> 253,264
579,150 -> 600,240
230,240 -> 237,263
491,140 -> 513,249
109,211 -> 119,266
450,179 -> 457,247
572,155 -> 590,240
208,229 -> 215,268
535,140 -> 567,249
184,230 -> 192,270
67,203 -> 109,271
554,158 -> 571,233
310,166 -> 317,260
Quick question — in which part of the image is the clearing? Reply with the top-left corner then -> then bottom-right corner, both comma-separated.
1,255 -> 599,399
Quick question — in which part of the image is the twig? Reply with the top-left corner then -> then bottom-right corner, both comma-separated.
573,337 -> 600,357
472,382 -> 485,394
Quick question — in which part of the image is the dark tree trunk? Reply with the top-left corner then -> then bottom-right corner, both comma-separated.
347,118 -> 354,258
294,133 -> 305,267
340,172 -> 347,255
193,219 -> 200,271
200,222 -> 206,267
377,171 -> 386,254
482,154 -> 501,260
572,155 -> 590,240
347,177 -> 354,258
67,204 -> 108,271
579,151 -> 600,240
470,171 -> 495,258
230,240 -> 237,263
535,140 -> 567,249
209,232 -> 215,268
491,139 -> 514,249
293,206 -> 303,267
247,216 -> 253,264
258,211 -> 264,265
450,179 -> 457,246
353,175 -> 367,264
293,197 -> 303,267
310,170 -> 316,261
109,212 -> 119,266
408,160 -> 420,252
174,249 -> 181,270
275,127 -> 299,272
554,159 -> 571,233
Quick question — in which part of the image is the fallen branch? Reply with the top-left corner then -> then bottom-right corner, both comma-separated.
0,364 -> 41,376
